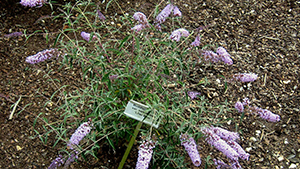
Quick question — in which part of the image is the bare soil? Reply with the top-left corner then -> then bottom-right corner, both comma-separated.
0,0 -> 299,168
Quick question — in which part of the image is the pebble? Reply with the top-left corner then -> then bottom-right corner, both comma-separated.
256,130 -> 261,136
246,147 -> 252,152
249,137 -> 257,142
227,120 -> 231,125
289,164 -> 297,169
284,138 -> 289,144
278,155 -> 284,161
16,145 -> 22,151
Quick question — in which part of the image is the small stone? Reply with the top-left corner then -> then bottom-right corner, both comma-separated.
256,130 -> 261,136
227,120 -> 231,125
246,147 -> 252,152
247,83 -> 252,88
249,137 -> 257,142
289,164 -> 297,169
166,84 -> 176,88
284,138 -> 289,144
16,145 -> 22,151
278,155 -> 284,161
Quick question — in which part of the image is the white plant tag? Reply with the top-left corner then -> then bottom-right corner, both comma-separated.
124,100 -> 162,128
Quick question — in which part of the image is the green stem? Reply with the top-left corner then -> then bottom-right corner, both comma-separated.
118,121 -> 143,169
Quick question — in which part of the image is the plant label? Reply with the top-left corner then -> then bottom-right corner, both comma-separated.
124,100 -> 161,128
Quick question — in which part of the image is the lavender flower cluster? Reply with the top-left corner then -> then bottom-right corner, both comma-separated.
201,47 -> 233,65
47,155 -> 64,169
25,48 -> 61,64
48,120 -> 92,169
81,31 -> 97,42
187,91 -> 201,100
180,134 -> 201,167
131,3 -> 181,32
155,4 -> 181,27
229,73 -> 258,83
67,121 -> 92,149
190,35 -> 201,47
131,12 -> 150,32
20,0 -> 46,7
202,126 -> 250,168
235,98 -> 281,122
97,10 -> 106,21
4,32 -> 23,38
135,139 -> 157,169
213,159 -> 232,169
169,28 -> 190,42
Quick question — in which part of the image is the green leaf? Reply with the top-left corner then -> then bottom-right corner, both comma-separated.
118,35 -> 131,49
54,32 -> 62,47
106,0 -> 114,11
33,112 -> 43,127
106,136 -> 115,150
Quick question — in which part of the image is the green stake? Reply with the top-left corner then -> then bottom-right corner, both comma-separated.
118,121 -> 143,169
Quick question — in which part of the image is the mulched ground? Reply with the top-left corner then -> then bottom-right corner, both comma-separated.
0,0 -> 299,168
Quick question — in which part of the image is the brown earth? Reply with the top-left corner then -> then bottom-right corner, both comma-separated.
0,0 -> 299,168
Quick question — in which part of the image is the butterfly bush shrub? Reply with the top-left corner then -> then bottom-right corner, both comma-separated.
25,1 -> 281,168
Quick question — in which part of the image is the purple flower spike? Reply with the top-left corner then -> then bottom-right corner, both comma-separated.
133,12 -> 149,26
179,29 -> 190,37
67,121 -> 92,149
135,139 -> 156,169
210,126 -> 240,141
173,6 -> 182,17
226,140 -> 250,161
242,98 -> 250,106
251,107 -> 280,122
216,47 -> 233,65
221,56 -> 233,65
202,127 -> 239,161
154,24 -> 161,31
81,31 -> 96,42
230,73 -> 258,83
190,35 -> 201,47
201,50 -> 220,63
169,28 -> 190,42
48,155 -> 65,169
4,32 -> 23,38
214,159 -> 242,169
180,134 -> 201,167
155,4 -> 174,24
97,10 -> 106,21
235,101 -> 244,113
187,91 -> 201,100
25,48 -> 61,64
20,0 -> 46,7
231,160 -> 242,169
213,159 -> 231,169
131,24 -> 146,32
63,152 -> 78,169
